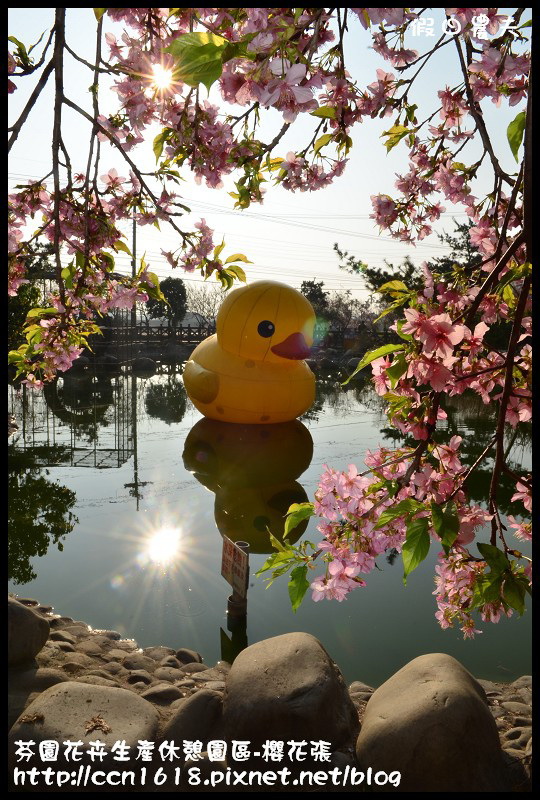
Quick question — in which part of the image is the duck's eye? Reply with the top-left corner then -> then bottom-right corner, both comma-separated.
257,320 -> 275,338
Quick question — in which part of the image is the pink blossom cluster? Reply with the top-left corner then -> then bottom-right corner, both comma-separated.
310,435 -> 529,635
433,549 -> 509,638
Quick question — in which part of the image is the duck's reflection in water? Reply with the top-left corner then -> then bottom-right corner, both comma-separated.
182,418 -> 314,553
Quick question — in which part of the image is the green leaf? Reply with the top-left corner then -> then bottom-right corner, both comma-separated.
377,280 -> 409,295
470,574 -> 503,609
223,253 -> 252,264
255,549 -> 292,576
477,543 -> 512,577
385,354 -> 408,389
373,296 -> 410,322
430,501 -> 459,554
374,499 -> 422,530
284,502 -> 315,539
395,319 -> 414,341
502,574 -> 526,615
507,111 -> 526,162
153,130 -> 171,162
165,32 -> 228,92
93,8 -> 107,21
213,239 -> 226,259
310,106 -> 337,119
382,124 -> 413,153
26,307 -> 57,319
8,36 -> 30,67
342,343 -> 405,385
112,240 -> 132,256
226,264 -> 247,282
313,133 -> 333,155
402,517 -> 430,584
288,565 -> 310,612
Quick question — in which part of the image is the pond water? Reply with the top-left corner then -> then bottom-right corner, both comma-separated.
8,367 -> 531,686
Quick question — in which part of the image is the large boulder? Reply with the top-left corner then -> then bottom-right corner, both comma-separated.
9,682 -> 160,781
8,597 -> 50,666
162,689 -> 223,743
222,633 -> 358,755
355,653 -> 508,792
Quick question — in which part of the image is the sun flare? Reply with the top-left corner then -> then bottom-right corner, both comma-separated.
146,526 -> 182,565
152,64 -> 174,90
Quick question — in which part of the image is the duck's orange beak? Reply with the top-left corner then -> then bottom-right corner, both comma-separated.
271,332 -> 311,360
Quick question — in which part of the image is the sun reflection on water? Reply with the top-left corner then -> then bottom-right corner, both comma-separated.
145,526 -> 182,566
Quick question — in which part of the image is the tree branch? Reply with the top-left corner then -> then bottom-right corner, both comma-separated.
8,58 -> 55,153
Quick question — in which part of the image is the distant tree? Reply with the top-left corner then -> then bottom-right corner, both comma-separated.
185,282 -> 225,322
146,276 -> 187,326
334,221 -> 483,297
300,280 -> 329,317
427,220 -> 483,276
334,245 -> 422,295
325,291 -> 369,334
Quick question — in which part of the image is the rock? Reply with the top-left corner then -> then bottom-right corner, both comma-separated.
154,666 -> 184,682
476,679 -> 503,695
8,597 -> 50,666
142,645 -> 176,661
49,616 -> 75,627
511,675 -> 532,689
9,667 -> 69,694
501,749 -> 531,791
8,668 -> 70,730
355,653 -> 507,793
49,630 -> 77,645
203,681 -> 226,692
126,670 -> 154,685
140,683 -> 183,703
500,701 -> 532,716
192,668 -> 227,682
222,633 -> 359,754
162,689 -> 223,742
107,648 -> 132,660
94,629 -> 122,641
76,675 -> 120,688
122,653 -> 157,672
77,639 -> 106,656
176,648 -> 203,665
56,642 -> 75,653
99,662 -> 126,676
8,682 -> 159,773
502,726 -> 532,749
349,681 -> 374,694
12,597 -> 39,607
160,656 -> 181,668
180,662 -> 209,674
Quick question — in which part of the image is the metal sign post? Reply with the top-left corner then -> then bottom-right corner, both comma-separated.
221,537 -> 250,642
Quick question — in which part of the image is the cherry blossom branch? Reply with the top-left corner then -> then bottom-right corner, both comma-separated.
454,36 -> 515,187
52,8 -> 66,308
488,274 -> 531,543
456,232 -> 525,327
446,436 -> 497,503
62,97 -> 192,244
501,464 -> 532,491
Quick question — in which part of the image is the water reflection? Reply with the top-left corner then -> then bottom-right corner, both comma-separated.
182,418 -> 314,553
144,375 -> 187,425
8,444 -> 78,584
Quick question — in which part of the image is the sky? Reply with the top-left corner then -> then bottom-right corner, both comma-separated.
8,8 -> 530,300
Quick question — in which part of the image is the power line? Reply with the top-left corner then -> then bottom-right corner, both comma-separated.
8,170 -> 455,252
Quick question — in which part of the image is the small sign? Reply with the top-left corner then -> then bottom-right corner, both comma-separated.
221,537 -> 249,598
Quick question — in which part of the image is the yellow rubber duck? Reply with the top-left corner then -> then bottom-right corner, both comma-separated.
183,280 -> 316,424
